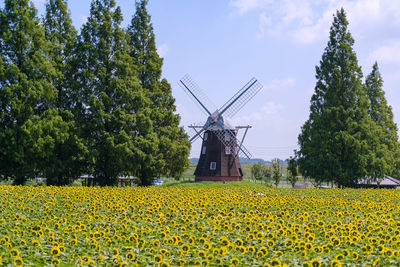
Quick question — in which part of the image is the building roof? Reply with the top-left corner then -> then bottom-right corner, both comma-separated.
206,112 -> 235,130
358,175 -> 400,186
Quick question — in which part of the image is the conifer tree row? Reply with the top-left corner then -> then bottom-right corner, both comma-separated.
298,8 -> 400,187
0,0 -> 190,186
0,0 -> 62,185
364,63 -> 400,179
127,0 -> 190,185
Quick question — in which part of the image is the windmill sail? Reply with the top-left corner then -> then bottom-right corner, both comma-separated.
219,78 -> 263,118
213,120 -> 252,159
179,74 -> 216,116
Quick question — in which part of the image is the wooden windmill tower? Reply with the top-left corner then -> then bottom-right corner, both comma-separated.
179,75 -> 263,182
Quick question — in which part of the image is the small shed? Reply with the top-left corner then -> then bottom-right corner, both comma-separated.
357,175 -> 400,189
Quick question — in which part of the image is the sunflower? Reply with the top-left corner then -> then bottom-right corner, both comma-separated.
275,250 -> 283,257
159,261 -> 170,267
154,254 -> 163,263
385,248 -> 393,257
257,251 -> 264,258
212,248 -> 219,255
177,259 -> 186,266
330,259 -> 342,267
11,248 -> 19,257
51,257 -> 60,265
31,239 -> 40,247
235,238 -> 243,246
230,257 -> 240,266
201,259 -> 210,266
342,249 -> 349,257
112,255 -> 121,266
51,246 -> 60,257
198,249 -> 206,258
126,251 -> 135,261
219,246 -> 227,256
335,254 -> 344,261
152,239 -> 160,247
267,240 -> 275,248
81,255 -> 90,263
112,248 -> 120,256
181,244 -> 190,252
310,258 -> 322,267
247,246 -> 256,253
271,258 -> 281,266
13,256 -> 23,267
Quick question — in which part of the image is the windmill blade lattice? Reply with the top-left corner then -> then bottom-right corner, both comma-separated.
219,78 -> 263,118
186,123 -> 205,143
213,121 -> 252,159
178,74 -> 216,116
188,120 -> 211,142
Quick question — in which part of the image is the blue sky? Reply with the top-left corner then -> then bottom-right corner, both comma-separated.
27,0 -> 400,160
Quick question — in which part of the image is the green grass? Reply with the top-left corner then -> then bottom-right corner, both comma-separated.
161,180 -> 271,189
180,162 -> 287,181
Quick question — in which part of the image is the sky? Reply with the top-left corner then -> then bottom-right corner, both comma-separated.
24,0 -> 400,160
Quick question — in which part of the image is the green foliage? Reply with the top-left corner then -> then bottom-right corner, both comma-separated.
0,0 -> 59,184
297,8 -> 378,187
271,158 -> 281,187
42,0 -> 87,185
0,0 -> 190,186
251,162 -> 272,185
126,0 -> 190,185
72,0 -> 152,186
251,162 -> 263,182
287,156 -> 298,188
365,62 -> 400,179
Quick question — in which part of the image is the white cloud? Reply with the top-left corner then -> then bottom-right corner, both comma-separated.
157,43 -> 169,58
229,0 -> 272,14
256,12 -> 272,39
290,9 -> 332,44
368,41 -> 400,65
230,0 -> 400,44
260,101 -> 283,115
234,101 -> 283,123
263,78 -> 296,91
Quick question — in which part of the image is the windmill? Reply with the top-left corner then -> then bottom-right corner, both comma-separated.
179,74 -> 263,181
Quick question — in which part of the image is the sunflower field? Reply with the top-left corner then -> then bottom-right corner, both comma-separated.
0,185 -> 400,266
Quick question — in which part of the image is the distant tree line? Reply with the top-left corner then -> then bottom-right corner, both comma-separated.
296,8 -> 400,188
250,158 -> 282,187
0,0 -> 190,186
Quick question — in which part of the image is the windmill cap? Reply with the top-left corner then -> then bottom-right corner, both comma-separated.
206,113 -> 235,130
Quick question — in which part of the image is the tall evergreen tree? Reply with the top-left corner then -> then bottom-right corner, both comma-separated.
365,62 -> 400,179
43,0 -> 76,108
0,0 -> 60,184
297,8 -> 377,187
127,0 -> 190,185
74,0 -> 151,186
42,0 -> 87,185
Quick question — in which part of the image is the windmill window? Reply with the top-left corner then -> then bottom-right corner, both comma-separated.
204,132 -> 208,141
202,146 -> 206,154
225,146 -> 231,155
210,162 -> 216,170
224,133 -> 230,142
